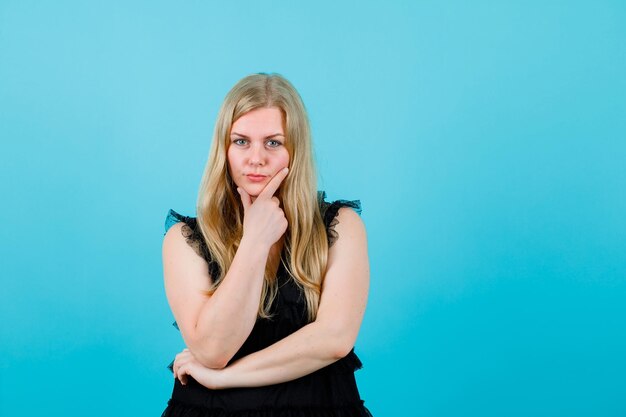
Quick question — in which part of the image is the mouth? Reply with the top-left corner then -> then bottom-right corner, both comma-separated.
246,174 -> 267,182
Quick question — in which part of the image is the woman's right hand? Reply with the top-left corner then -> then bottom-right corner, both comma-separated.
237,167 -> 289,249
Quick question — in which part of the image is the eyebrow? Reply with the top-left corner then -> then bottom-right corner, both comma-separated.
230,132 -> 285,139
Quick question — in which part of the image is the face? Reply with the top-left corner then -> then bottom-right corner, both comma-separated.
227,107 -> 290,200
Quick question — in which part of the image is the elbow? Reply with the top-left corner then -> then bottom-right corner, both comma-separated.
206,358 -> 230,370
330,344 -> 353,361
325,325 -> 356,360
194,349 -> 230,370
202,352 -> 230,369
188,338 -> 232,370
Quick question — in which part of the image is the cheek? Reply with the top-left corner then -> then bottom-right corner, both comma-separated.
278,149 -> 290,167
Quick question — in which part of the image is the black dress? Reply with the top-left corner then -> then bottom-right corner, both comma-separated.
160,191 -> 372,417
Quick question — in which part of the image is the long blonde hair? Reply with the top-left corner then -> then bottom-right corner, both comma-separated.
196,73 -> 328,321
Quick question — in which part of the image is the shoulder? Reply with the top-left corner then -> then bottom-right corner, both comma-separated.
163,209 -> 196,246
162,209 -> 210,264
163,222 -> 187,250
335,206 -> 365,232
318,191 -> 365,248
162,223 -> 206,267
331,206 -> 367,249
162,215 -> 216,298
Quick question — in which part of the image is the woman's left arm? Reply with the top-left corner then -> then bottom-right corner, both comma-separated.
174,207 -> 369,389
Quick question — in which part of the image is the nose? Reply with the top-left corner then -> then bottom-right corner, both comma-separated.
248,143 -> 266,166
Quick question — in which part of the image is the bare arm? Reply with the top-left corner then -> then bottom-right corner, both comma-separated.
163,228 -> 270,369
173,206 -> 369,387
163,167 -> 289,369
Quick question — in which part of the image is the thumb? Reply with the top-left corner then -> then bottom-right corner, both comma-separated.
237,187 -> 251,212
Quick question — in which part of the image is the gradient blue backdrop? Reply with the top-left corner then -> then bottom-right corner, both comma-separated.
1,1 -> 625,416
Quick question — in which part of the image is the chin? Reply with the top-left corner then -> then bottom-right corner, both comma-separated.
242,186 -> 262,196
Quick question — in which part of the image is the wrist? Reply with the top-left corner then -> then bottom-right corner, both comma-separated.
240,235 -> 272,256
214,364 -> 235,390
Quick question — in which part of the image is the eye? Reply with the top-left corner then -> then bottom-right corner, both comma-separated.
232,138 -> 247,146
266,139 -> 282,148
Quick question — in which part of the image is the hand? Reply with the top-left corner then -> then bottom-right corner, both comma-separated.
237,167 -> 289,249
173,348 -> 223,390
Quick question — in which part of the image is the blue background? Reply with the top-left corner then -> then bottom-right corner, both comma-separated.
1,1 -> 625,416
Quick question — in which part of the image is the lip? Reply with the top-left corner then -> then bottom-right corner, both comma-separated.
246,174 -> 267,182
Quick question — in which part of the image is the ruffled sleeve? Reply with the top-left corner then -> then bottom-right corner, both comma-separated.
318,191 -> 362,248
164,209 -> 217,266
164,209 -> 195,234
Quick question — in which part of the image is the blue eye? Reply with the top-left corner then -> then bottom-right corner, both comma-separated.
233,138 -> 247,146
267,140 -> 282,147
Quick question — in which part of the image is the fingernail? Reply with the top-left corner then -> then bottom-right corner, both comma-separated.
283,167 -> 289,173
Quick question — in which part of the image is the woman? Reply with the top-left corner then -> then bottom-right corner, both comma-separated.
161,73 -> 372,416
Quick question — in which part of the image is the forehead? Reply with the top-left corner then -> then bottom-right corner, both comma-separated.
231,107 -> 284,136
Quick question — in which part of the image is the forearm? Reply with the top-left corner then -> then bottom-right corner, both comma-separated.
192,237 -> 270,368
187,203 -> 369,385
217,321 -> 351,388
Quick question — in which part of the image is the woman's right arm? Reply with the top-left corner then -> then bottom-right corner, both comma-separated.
163,225 -> 271,369
162,167 -> 289,370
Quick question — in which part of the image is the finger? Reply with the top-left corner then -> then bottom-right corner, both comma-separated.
178,365 -> 187,385
258,167 -> 289,200
173,352 -> 187,378
237,186 -> 252,212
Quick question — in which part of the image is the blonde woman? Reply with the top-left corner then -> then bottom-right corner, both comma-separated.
161,73 -> 372,416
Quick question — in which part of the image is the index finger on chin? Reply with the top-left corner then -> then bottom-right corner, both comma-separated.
258,167 -> 289,200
